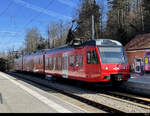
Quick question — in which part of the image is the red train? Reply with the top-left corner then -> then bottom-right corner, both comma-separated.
14,39 -> 130,84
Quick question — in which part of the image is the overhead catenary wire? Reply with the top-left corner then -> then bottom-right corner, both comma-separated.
23,0 -> 54,30
0,1 -> 14,17
10,0 -> 54,38
11,0 -> 55,38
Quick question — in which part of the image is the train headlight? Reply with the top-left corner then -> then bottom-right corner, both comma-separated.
105,67 -> 108,70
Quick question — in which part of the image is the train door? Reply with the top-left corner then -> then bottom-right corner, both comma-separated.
74,54 -> 84,79
62,53 -> 68,78
86,48 -> 100,78
43,54 -> 45,74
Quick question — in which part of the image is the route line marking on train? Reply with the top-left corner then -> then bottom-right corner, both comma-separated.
0,72 -> 72,113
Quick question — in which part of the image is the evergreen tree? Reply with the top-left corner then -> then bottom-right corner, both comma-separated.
75,0 -> 101,42
143,0 -> 150,33
106,0 -> 144,46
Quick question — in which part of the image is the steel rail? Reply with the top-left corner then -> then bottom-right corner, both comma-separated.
97,90 -> 150,108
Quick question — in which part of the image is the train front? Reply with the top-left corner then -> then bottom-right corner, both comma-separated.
97,39 -> 130,83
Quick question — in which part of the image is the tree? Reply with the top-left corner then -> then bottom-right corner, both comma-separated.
106,0 -> 144,46
47,20 -> 70,48
97,0 -> 107,38
143,0 -> 150,33
75,0 -> 101,42
0,58 -> 8,72
25,27 -> 41,53
37,36 -> 47,50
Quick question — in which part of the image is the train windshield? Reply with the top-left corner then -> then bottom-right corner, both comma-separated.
98,46 -> 128,64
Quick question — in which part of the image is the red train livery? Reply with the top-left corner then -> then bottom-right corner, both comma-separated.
14,39 -> 130,83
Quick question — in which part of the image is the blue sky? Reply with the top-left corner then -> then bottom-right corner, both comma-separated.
0,0 -> 107,53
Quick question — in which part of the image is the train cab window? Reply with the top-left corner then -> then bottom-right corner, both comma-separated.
76,55 -> 83,66
69,56 -> 75,67
92,51 -> 99,64
87,52 -> 91,64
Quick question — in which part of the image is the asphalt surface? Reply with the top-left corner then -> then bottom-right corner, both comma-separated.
0,72 -> 86,113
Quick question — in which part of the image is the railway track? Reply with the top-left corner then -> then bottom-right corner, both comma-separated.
9,72 -> 125,113
50,76 -> 150,109
8,72 -> 150,113
94,90 -> 150,110
96,90 -> 150,108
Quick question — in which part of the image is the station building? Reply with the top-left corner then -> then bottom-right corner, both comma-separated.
125,33 -> 150,70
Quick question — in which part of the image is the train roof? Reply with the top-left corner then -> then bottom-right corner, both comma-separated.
82,39 -> 122,47
46,39 -> 122,52
20,39 -> 122,58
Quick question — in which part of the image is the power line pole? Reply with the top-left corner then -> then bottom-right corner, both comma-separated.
92,15 -> 95,40
92,0 -> 96,40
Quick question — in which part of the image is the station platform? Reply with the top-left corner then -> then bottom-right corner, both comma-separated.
121,73 -> 150,96
0,72 -> 87,113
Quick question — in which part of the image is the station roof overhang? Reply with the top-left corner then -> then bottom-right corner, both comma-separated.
126,48 -> 150,52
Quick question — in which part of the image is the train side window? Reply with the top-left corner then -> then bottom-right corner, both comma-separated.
39,58 -> 42,65
49,57 -> 52,70
79,55 -> 83,66
69,56 -> 75,67
41,59 -> 43,65
40,58 -> 42,65
57,57 -> 61,70
32,59 -> 34,67
60,57 -> 62,70
62,57 -> 65,70
39,59 -> 40,65
62,57 -> 67,70
56,57 -> 58,70
45,58 -> 49,68
53,57 -> 56,70
92,51 -> 99,64
87,52 -> 91,64
76,56 -> 79,66
76,55 -> 83,66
